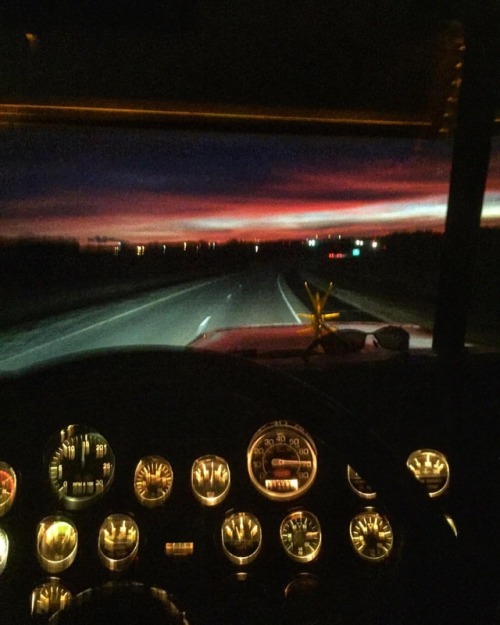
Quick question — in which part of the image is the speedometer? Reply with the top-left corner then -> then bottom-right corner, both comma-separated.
247,422 -> 317,501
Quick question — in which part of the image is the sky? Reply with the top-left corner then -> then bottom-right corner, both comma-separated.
1,127 -> 499,244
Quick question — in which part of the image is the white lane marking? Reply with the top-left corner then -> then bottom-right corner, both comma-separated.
197,315 -> 212,334
0,277 -> 227,364
277,274 -> 303,324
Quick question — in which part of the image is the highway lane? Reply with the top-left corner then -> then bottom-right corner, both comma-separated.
0,267 -> 310,372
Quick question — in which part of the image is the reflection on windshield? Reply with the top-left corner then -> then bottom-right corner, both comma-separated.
0,129 -> 499,370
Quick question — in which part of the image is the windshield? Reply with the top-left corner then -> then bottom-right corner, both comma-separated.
1,126 -> 499,371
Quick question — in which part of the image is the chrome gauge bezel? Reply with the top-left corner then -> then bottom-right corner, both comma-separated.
0,462 -> 17,517
221,511 -> 262,565
46,425 -> 115,511
279,510 -> 322,563
98,513 -> 139,572
134,455 -> 173,508
191,455 -> 230,506
247,421 -> 317,501
349,507 -> 394,562
347,465 -> 377,500
36,516 -> 78,574
406,448 -> 450,498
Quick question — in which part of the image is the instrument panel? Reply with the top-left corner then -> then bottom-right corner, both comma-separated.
0,408 -> 453,624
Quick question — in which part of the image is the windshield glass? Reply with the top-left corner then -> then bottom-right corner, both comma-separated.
1,126 -> 499,371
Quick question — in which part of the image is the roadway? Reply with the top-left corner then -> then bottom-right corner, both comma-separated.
0,268 -> 309,372
0,266 -> 379,373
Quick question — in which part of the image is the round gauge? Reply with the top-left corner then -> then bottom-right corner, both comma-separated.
30,578 -> 72,617
98,513 -> 139,572
247,421 -> 317,501
0,462 -> 17,517
280,510 -> 322,563
191,455 -> 230,506
406,449 -> 450,497
134,456 -> 173,508
36,516 -> 78,574
347,465 -> 376,499
349,508 -> 393,562
221,512 -> 262,565
0,527 -> 9,575
47,425 -> 115,510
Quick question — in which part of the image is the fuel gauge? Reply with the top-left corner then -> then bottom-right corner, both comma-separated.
191,455 -> 230,506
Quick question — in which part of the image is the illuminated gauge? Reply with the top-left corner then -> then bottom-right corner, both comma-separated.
36,516 -> 78,574
349,508 -> 393,562
47,425 -> 115,511
0,462 -> 17,517
406,449 -> 450,497
280,510 -> 322,563
445,514 -> 458,538
191,455 -> 230,506
30,578 -> 72,617
247,421 -> 317,501
98,513 -> 139,572
134,456 -> 173,508
0,527 -> 9,575
347,465 -> 376,499
221,512 -> 262,565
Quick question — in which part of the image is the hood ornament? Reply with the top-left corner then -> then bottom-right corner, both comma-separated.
298,282 -> 339,338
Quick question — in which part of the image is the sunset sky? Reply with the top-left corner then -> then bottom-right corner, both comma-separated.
1,127 -> 499,243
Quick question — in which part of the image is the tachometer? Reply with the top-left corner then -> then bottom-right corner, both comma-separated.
47,425 -> 115,511
247,421 -> 317,501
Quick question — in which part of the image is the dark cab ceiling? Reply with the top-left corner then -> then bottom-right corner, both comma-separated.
3,0 -> 498,123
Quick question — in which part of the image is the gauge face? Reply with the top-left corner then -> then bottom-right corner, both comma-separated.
134,456 -> 173,508
30,578 -> 72,616
47,425 -> 115,510
406,449 -> 450,497
347,465 -> 376,499
349,508 -> 393,562
98,513 -> 139,572
0,527 -> 9,575
0,462 -> 17,517
280,510 -> 322,563
191,455 -> 230,506
221,512 -> 262,565
247,422 -> 317,501
37,516 -> 78,573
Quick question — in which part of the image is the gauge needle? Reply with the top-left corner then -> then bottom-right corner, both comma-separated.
271,459 -> 312,467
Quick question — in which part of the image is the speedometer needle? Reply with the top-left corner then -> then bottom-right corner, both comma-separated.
271,459 -> 312,468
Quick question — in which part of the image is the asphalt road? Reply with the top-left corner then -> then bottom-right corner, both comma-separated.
0,268 -> 314,372
0,266 -> 381,373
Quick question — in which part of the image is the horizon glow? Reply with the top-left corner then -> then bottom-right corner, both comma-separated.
1,128 -> 499,243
